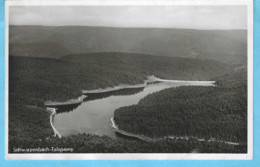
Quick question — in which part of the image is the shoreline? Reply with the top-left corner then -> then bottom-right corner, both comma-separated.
111,117 -> 240,145
111,117 -> 118,129
82,75 -> 215,94
46,107 -> 62,138
45,76 -> 216,141
45,95 -> 87,107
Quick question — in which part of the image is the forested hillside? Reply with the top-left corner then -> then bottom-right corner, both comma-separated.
9,26 -> 247,64
114,69 -> 247,143
9,53 -> 231,107
9,133 -> 246,153
9,53 -> 231,141
8,53 -> 246,153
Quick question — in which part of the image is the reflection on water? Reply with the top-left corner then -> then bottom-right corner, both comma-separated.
55,103 -> 81,113
84,87 -> 145,102
54,81 -> 213,138
55,87 -> 145,113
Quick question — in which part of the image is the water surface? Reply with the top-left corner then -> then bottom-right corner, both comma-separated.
54,81 -> 214,138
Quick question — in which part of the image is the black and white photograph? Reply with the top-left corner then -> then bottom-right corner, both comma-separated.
5,1 -> 253,159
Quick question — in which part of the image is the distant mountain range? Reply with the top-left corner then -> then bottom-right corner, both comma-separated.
9,25 -> 247,64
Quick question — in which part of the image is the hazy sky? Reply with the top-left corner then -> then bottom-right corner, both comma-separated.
9,6 -> 247,29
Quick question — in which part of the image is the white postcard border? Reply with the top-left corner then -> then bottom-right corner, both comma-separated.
5,0 -> 254,160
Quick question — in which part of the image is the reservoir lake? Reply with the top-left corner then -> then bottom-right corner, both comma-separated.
53,80 -> 214,138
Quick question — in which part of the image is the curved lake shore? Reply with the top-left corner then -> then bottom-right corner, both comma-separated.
46,107 -> 62,138
82,75 -> 215,94
47,76 -> 241,146
111,117 -> 240,145
47,76 -> 216,140
45,95 -> 87,107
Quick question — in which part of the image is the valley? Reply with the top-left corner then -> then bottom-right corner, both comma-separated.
8,52 -> 247,153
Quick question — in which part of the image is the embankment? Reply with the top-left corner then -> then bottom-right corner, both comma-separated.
111,117 -> 240,145
47,107 -> 62,138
